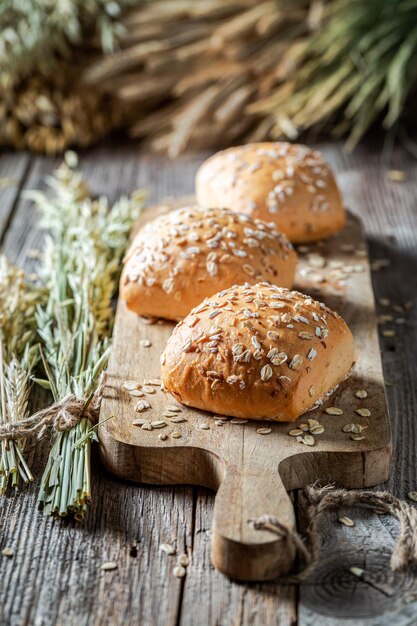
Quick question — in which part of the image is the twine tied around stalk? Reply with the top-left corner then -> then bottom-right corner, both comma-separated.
253,484 -> 417,581
0,375 -> 107,441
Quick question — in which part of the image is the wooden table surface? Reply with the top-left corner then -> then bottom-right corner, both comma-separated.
1,141 -> 417,626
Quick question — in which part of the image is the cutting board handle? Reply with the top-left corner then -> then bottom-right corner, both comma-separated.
211,464 -> 296,581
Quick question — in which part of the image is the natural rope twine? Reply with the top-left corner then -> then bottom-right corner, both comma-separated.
0,375 -> 106,441
253,484 -> 417,582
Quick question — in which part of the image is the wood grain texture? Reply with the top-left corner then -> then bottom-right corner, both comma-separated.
298,143 -> 417,625
0,141 -> 416,625
100,199 -> 391,581
180,487 -> 297,626
0,148 -> 197,626
0,152 -> 31,243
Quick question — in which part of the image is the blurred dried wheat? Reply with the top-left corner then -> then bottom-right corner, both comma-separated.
1,0 -> 416,155
83,0 -> 314,156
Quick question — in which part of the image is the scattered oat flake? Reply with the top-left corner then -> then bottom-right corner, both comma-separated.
310,425 -> 324,435
199,423 -> 210,430
307,253 -> 326,269
350,566 -> 364,577
101,561 -> 118,571
172,431 -> 182,439
132,418 -> 146,426
302,435 -> 315,446
159,432 -> 168,441
289,429 -> 303,436
371,258 -> 391,271
123,381 -> 139,391
289,355 -> 303,370
325,407 -> 343,415
178,554 -> 189,567
355,389 -> 368,399
351,434 -> 365,441
170,416 -> 187,424
173,565 -> 186,578
257,428 -> 272,435
387,169 -> 406,182
141,423 -> 152,430
149,378 -> 162,386
260,364 -> 273,381
151,421 -> 167,428
230,418 -> 248,424
160,543 -> 176,555
135,400 -> 151,412
408,491 -> 417,502
355,408 -> 371,417
339,516 -> 355,527
166,404 -> 182,412
382,329 -> 395,338
130,389 -> 145,397
140,339 -> 152,347
0,177 -> 16,188
379,314 -> 394,323
342,423 -> 355,433
299,423 -> 309,431
2,547 -> 14,557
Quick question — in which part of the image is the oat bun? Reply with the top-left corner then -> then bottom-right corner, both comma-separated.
161,283 -> 354,421
120,206 -> 297,321
196,142 -> 345,243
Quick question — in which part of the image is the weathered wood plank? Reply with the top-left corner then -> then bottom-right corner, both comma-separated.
1,141 -> 417,625
179,487 -> 297,626
298,142 -> 417,625
0,147 -> 198,626
0,151 -> 31,242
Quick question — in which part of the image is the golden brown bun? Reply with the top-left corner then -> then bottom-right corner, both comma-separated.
120,206 -> 297,321
196,142 -> 345,243
161,283 -> 354,421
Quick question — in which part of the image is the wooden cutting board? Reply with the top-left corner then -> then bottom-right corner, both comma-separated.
99,199 -> 391,582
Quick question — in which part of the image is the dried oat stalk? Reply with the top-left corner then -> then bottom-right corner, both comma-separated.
0,0 -> 313,154
0,0 -> 139,87
28,152 -> 146,518
84,0 -> 313,156
0,71 -> 117,154
251,0 -> 417,149
3,0 -> 415,154
0,0 -> 134,153
0,258 -> 44,493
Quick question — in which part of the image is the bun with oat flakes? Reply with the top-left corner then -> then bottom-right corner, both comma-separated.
120,206 -> 297,321
161,282 -> 354,421
195,142 -> 345,243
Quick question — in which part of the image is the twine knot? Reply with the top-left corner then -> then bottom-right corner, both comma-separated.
0,375 -> 106,442
43,393 -> 99,432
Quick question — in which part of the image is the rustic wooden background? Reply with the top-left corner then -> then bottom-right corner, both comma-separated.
0,141 -> 417,626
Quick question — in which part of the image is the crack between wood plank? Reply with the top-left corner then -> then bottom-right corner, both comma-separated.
174,487 -> 197,626
293,489 -> 301,626
0,154 -> 33,248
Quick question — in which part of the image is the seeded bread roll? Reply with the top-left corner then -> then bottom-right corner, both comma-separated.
120,206 -> 297,321
161,283 -> 354,421
195,142 -> 345,243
